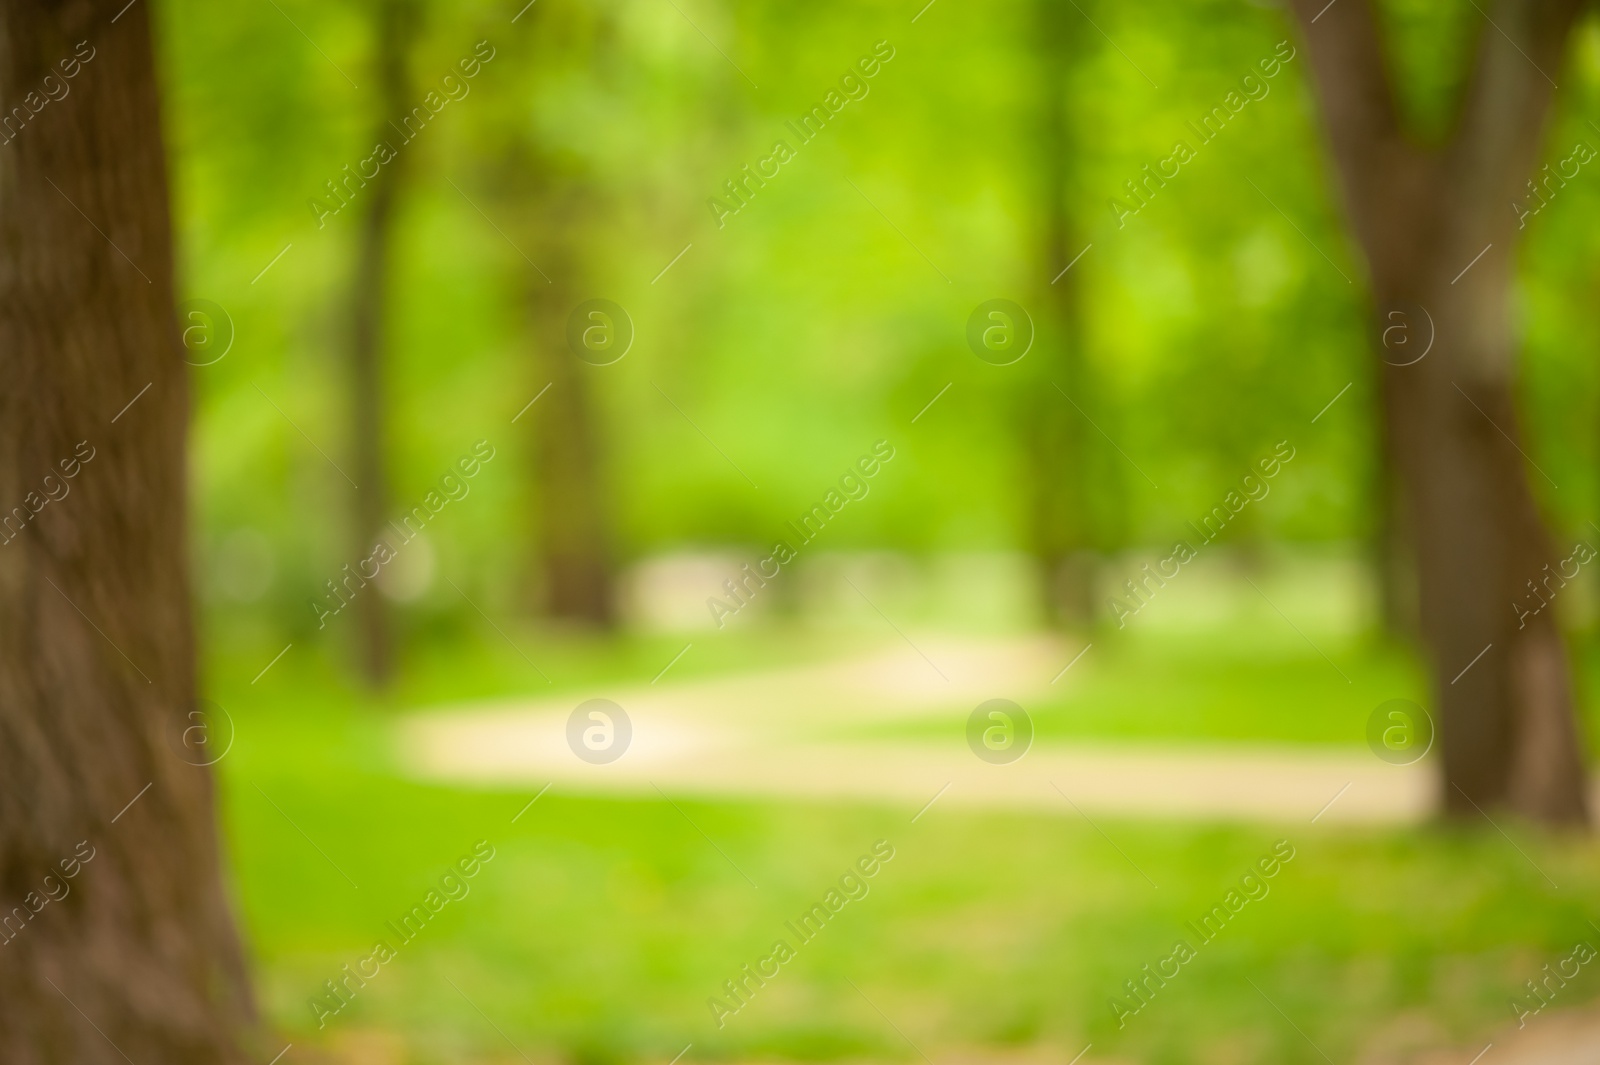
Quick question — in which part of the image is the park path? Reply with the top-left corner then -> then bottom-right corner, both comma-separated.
1403,1009 -> 1600,1065
389,634 -> 1599,1061
396,634 -> 1437,824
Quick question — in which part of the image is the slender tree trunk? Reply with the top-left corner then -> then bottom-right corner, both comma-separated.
1291,0 -> 1588,823
0,2 -> 255,1061
1025,0 -> 1095,626
348,0 -> 416,686
503,1 -> 617,628
525,225 -> 616,626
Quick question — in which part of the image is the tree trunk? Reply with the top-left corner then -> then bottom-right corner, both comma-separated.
347,0 -> 416,686
0,2 -> 255,1061
1291,0 -> 1588,824
1384,261 -> 1587,821
503,2 -> 617,628
1024,0 -> 1096,626
525,231 -> 616,626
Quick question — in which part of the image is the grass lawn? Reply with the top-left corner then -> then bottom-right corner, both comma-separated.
843,626 -> 1428,748
210,622 -> 1600,1064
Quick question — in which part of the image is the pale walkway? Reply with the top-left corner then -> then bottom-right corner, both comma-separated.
397,635 -> 1437,824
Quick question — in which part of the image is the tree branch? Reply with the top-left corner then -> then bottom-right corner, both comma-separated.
1445,0 -> 1586,230
1285,0 -> 1413,261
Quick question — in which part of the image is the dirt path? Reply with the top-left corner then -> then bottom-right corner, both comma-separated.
396,635 -> 1436,824
1402,1008 -> 1600,1065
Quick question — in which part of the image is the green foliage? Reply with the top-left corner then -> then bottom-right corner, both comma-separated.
158,0 -> 1600,645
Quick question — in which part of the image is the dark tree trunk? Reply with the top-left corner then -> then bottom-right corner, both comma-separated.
1024,0 -> 1096,626
1290,0 -> 1588,824
525,230 -> 616,627
0,2 -> 255,1061
502,1 -> 617,628
347,0 -> 416,686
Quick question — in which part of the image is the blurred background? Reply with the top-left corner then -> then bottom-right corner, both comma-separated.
158,0 -> 1600,1061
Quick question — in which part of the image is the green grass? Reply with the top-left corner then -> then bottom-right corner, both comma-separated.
210,623 -> 1600,1065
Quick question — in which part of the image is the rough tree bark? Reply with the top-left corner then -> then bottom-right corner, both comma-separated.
0,1 -> 255,1061
347,0 -> 417,686
1023,0 -> 1097,626
1289,0 -> 1588,823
